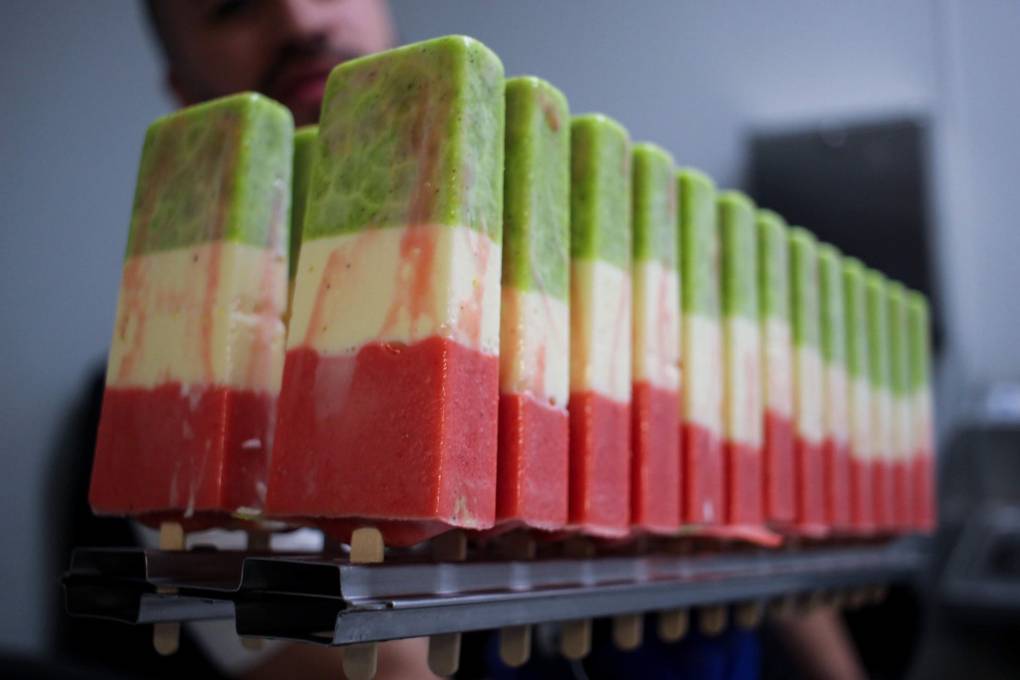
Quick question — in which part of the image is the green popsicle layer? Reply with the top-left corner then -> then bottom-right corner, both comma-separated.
503,76 -> 570,300
888,282 -> 909,397
866,270 -> 890,389
306,35 -> 505,242
289,125 -> 317,280
907,291 -> 931,390
678,168 -> 719,317
757,210 -> 790,322
632,143 -> 677,268
843,258 -> 869,380
789,227 -> 820,348
818,243 -> 847,367
570,114 -> 631,269
126,92 -> 293,258
718,191 -> 757,320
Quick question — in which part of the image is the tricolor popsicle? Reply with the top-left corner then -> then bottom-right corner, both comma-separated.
888,282 -> 914,530
908,292 -> 936,531
678,169 -> 723,526
844,258 -> 874,533
495,76 -> 570,531
568,114 -> 632,537
866,271 -> 895,531
90,93 -> 293,526
630,143 -> 680,534
819,244 -> 851,530
789,228 -> 825,534
286,124 -> 317,311
758,211 -> 795,526
719,192 -> 764,527
266,36 -> 506,546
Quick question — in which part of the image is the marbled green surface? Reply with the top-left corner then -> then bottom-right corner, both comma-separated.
718,190 -> 757,320
570,114 -> 631,269
289,125 -> 317,279
888,281 -> 910,396
907,290 -> 931,390
126,92 -> 293,258
843,257 -> 869,379
757,210 -> 790,323
818,243 -> 847,367
502,76 -> 570,300
866,269 -> 890,389
678,168 -> 719,317
306,35 -> 505,241
789,227 -> 820,348
632,142 -> 677,267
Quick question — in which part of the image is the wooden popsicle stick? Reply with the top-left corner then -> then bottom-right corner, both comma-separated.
154,521 -> 185,656
561,537 -> 595,660
561,619 -> 592,660
658,609 -> 689,642
428,531 -> 467,677
499,625 -> 532,668
698,605 -> 728,637
343,528 -> 385,680
734,601 -> 764,630
498,532 -> 536,667
612,613 -> 643,650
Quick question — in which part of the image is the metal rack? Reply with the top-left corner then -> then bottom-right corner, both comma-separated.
64,540 -> 925,645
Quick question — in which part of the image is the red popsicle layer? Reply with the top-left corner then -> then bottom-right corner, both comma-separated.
91,385 -> 275,529
631,382 -> 680,533
682,422 -> 724,525
764,410 -> 795,525
568,390 -> 631,536
496,393 -> 569,530
823,437 -> 852,530
266,338 -> 498,547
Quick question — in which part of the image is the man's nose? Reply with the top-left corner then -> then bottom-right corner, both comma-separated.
273,0 -> 329,39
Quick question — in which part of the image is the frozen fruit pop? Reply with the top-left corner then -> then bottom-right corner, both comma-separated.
888,282 -> 913,531
789,228 -> 825,533
266,36 -> 506,546
630,143 -> 680,534
90,93 -> 293,526
495,76 -> 570,531
287,125 -> 317,310
757,211 -> 795,526
908,291 -> 936,531
568,114 -> 632,537
678,169 -> 723,526
818,244 -> 851,530
844,258 -> 874,533
718,191 -> 764,526
866,270 -> 894,531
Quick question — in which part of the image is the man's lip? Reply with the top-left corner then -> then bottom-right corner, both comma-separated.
268,63 -> 335,108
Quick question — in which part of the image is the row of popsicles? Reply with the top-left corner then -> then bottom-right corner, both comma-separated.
89,35 -> 935,547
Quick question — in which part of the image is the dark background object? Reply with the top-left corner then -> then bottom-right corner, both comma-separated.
748,118 -> 942,352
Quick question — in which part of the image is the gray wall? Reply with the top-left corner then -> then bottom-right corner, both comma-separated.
0,0 -> 1016,655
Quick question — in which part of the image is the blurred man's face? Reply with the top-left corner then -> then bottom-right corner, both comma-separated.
153,0 -> 394,125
